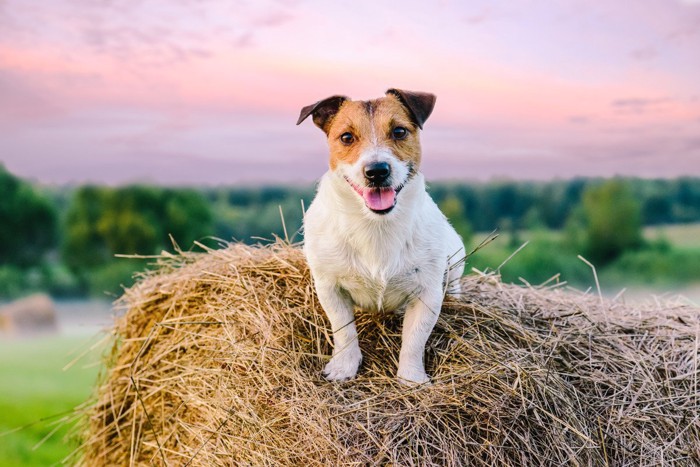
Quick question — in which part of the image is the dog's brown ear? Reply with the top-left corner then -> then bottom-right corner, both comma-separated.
386,88 -> 436,129
296,95 -> 349,133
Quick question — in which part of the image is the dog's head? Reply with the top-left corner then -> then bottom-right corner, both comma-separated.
297,88 -> 436,215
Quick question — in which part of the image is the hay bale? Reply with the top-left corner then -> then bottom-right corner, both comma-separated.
78,242 -> 700,466
0,293 -> 57,336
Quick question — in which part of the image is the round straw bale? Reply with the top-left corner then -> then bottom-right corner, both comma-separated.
78,242 -> 700,466
0,293 -> 57,336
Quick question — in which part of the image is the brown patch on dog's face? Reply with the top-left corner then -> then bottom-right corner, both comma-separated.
326,95 -> 422,171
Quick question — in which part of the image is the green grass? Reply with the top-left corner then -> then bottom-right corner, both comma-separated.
0,335 -> 106,467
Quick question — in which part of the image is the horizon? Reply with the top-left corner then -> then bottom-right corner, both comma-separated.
1,0 -> 699,185
8,161 -> 699,189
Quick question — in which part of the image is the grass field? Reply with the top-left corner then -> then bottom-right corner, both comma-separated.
0,335 -> 106,467
644,223 -> 700,248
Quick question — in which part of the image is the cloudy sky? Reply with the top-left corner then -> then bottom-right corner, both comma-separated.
1,0 -> 699,185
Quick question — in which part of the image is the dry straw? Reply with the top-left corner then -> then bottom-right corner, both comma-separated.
76,242 -> 700,466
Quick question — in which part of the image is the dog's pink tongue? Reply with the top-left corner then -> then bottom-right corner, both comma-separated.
363,187 -> 396,211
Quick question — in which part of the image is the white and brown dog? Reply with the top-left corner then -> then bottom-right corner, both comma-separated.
297,89 -> 465,384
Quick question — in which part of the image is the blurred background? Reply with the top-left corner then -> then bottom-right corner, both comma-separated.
1,0 -> 700,464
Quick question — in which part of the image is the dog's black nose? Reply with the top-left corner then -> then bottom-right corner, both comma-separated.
364,162 -> 391,183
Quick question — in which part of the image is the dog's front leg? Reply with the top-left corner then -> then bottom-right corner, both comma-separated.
397,287 -> 443,385
315,280 -> 362,381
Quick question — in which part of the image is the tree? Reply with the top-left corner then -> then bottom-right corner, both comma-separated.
163,189 -> 214,248
0,165 -> 58,266
62,185 -> 214,277
62,186 -> 111,271
575,180 -> 643,266
439,194 -> 473,245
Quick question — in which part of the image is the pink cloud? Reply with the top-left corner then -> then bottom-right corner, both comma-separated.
0,0 -> 699,184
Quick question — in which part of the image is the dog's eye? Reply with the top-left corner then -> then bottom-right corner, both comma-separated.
392,127 -> 408,140
340,132 -> 354,145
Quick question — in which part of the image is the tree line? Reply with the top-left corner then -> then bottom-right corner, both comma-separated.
201,177 -> 700,238
1,163 -> 700,297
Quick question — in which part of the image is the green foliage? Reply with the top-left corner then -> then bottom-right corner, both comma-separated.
40,263 -> 82,297
96,188 -> 160,254
164,191 -> 215,248
61,185 -> 213,294
4,162 -> 700,298
428,179 -> 590,231
601,247 -> 700,286
577,180 -> 644,266
0,265 -> 27,298
468,233 -> 592,287
428,177 -> 700,232
87,259 -> 146,297
440,195 -> 473,245
209,186 -> 313,243
0,264 -> 81,299
0,165 -> 58,267
62,186 -> 111,271
467,225 -> 700,290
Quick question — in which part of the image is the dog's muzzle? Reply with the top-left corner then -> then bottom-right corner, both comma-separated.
354,161 -> 395,213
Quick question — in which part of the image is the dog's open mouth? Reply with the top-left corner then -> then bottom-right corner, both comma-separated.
345,177 -> 403,214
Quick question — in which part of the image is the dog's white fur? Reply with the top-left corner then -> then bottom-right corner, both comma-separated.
302,94 -> 465,384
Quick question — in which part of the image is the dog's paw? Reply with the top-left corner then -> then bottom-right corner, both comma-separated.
322,347 -> 363,382
397,367 -> 431,386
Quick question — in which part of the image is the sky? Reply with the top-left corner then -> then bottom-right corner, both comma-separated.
0,0 -> 699,185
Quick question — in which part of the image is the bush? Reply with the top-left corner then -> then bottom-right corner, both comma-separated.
0,166 -> 58,267
0,265 -> 28,299
601,247 -> 700,286
41,263 -> 83,298
87,260 -> 147,298
62,186 -> 214,296
0,263 -> 82,299
576,180 -> 644,266
468,235 -> 592,287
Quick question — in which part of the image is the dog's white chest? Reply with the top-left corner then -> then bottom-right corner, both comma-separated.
337,263 -> 420,312
303,171 -> 463,313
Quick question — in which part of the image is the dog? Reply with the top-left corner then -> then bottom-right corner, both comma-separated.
297,88 -> 465,384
